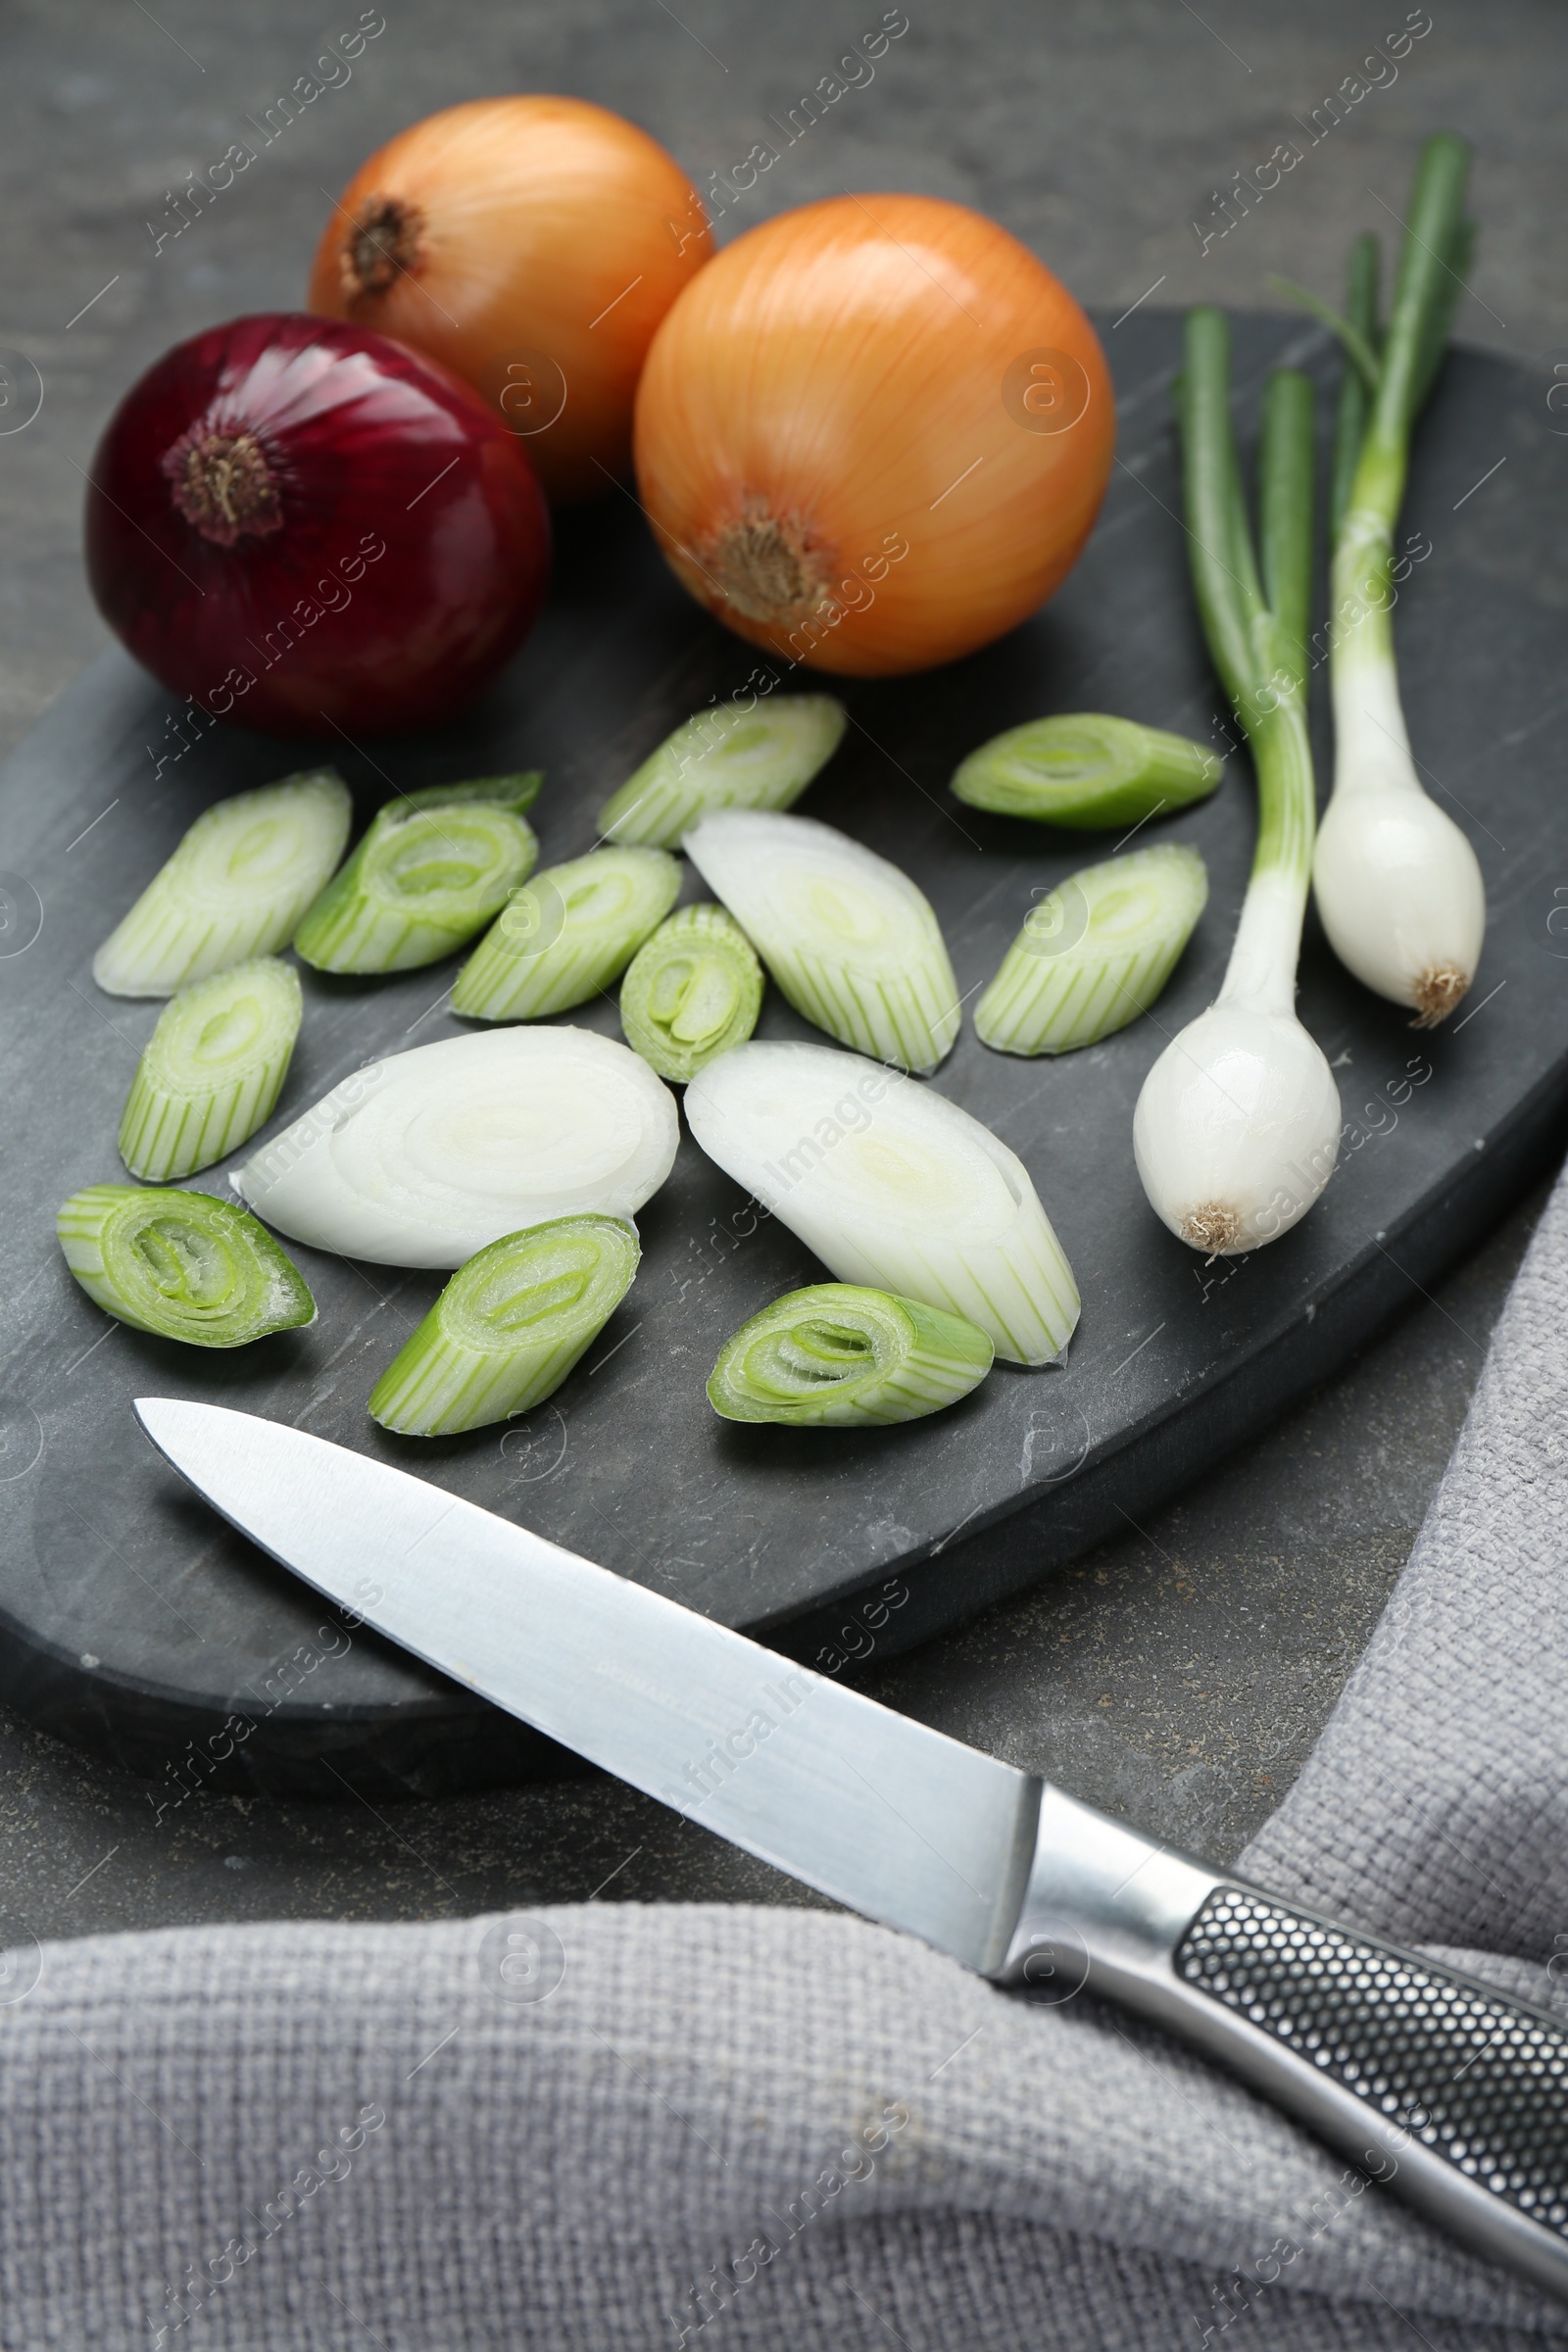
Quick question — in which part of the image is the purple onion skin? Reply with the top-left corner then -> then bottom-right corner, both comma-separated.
84,312 -> 552,736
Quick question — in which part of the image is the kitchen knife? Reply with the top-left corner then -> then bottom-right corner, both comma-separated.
136,1396 -> 1568,2304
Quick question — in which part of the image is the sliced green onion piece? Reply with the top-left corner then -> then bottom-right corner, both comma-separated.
618,903 -> 762,1082
685,1041 -> 1079,1365
452,847 -> 682,1022
952,714 -> 1222,829
976,844 -> 1208,1057
119,956 -> 302,1181
93,769 -> 352,998
709,1283 -> 993,1428
684,811 -> 959,1075
369,1214 -> 640,1437
294,773 -> 542,974
234,1027 -> 678,1269
598,695 -> 846,847
57,1183 -> 315,1347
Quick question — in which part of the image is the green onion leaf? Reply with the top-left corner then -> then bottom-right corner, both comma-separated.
93,769 -> 351,998
618,903 -> 762,1083
452,847 -> 682,1022
598,696 -> 846,847
368,1214 -> 640,1436
952,713 -> 1222,830
1265,272 -> 1382,394
294,774 -> 541,974
684,810 -> 959,1075
1330,233 -> 1381,543
119,956 -> 302,1181
976,844 -> 1208,1057
709,1282 -> 993,1427
57,1183 -> 316,1348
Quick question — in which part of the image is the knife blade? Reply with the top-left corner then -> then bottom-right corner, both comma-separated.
136,1396 -> 1568,2305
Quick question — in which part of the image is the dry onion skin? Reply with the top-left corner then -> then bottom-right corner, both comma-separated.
633,193 -> 1113,675
307,96 -> 710,505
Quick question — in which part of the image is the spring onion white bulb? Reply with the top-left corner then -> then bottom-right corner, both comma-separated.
369,1215 -> 640,1436
452,846 -> 681,1021
234,1026 -> 678,1269
597,695 -> 846,847
684,810 -> 959,1074
93,769 -> 351,997
976,844 -> 1207,1056
119,956 -> 301,1181
294,774 -> 541,975
58,1184 -> 316,1347
1313,135 -> 1485,1025
619,903 -> 762,1082
1135,314 -> 1340,1256
709,1283 -> 993,1427
953,713 -> 1221,830
685,1041 -> 1078,1364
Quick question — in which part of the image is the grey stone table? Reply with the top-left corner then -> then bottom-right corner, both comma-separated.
1,0 -> 1562,1936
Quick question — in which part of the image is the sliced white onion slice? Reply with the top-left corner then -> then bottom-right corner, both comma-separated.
233,1027 -> 678,1269
685,1041 -> 1078,1364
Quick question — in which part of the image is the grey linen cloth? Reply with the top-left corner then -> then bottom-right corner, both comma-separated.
6,1178 -> 1568,2350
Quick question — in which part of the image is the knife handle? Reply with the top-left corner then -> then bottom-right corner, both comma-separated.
995,1787 -> 1568,2304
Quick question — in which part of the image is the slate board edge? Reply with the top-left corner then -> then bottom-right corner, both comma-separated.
2,1056 -> 1557,1806
773,1060 -> 1568,1677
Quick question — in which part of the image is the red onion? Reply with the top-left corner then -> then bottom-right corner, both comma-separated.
84,313 -> 551,736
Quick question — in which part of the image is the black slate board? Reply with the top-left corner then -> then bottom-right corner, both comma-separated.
2,313 -> 1564,1799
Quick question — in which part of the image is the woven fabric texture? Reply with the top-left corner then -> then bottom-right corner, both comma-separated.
6,1170 -> 1568,2348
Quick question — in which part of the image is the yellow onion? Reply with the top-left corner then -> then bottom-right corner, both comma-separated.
633,194 -> 1113,674
308,95 -> 709,504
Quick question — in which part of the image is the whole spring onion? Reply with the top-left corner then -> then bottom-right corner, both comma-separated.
685,1041 -> 1079,1364
976,844 -> 1207,1057
1133,314 -> 1340,1257
953,714 -> 1222,829
1309,135 -> 1486,1025
452,846 -> 681,1022
634,194 -> 1113,675
368,1214 -> 640,1437
57,1184 -> 315,1348
684,810 -> 959,1075
708,1283 -> 994,1429
619,904 -> 762,1083
234,1026 -> 678,1269
597,695 -> 847,847
119,956 -> 301,1181
93,770 -> 351,998
295,774 -> 542,975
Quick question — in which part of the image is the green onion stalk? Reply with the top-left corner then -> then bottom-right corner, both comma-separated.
597,696 -> 846,847
294,774 -> 542,975
975,843 -> 1208,1057
1133,310 -> 1340,1256
1312,132 -> 1485,1025
369,1215 -> 639,1436
119,956 -> 301,1181
58,1184 -> 316,1347
951,713 -> 1222,830
619,904 -> 763,1083
92,770 -> 351,998
708,1284 -> 993,1428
